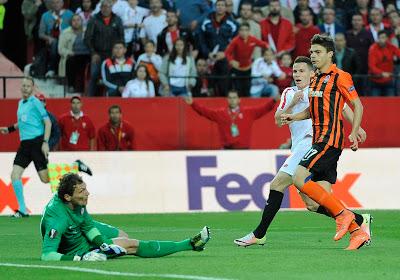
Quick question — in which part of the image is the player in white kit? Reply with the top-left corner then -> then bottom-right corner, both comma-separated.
234,56 -> 371,247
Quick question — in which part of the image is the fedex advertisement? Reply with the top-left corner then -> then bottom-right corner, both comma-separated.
0,149 -> 398,215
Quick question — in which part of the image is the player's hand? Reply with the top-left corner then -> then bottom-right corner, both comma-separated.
42,142 -> 49,159
348,132 -> 359,151
184,96 -> 193,105
0,127 -> 9,134
80,250 -> 107,261
100,243 -> 127,259
357,127 -> 367,143
280,114 -> 294,125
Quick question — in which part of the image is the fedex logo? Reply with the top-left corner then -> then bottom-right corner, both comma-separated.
187,155 -> 362,211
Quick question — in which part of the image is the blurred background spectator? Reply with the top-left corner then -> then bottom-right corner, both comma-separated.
75,0 -> 94,30
139,0 -> 166,46
136,40 -> 162,93
122,65 -> 155,97
192,58 -> 212,97
334,33 -> 361,76
318,7 -> 345,38
293,7 -> 320,58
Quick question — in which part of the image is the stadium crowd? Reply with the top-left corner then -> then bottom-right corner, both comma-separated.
16,0 -> 400,98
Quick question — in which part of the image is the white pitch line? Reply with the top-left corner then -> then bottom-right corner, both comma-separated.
0,263 -> 236,280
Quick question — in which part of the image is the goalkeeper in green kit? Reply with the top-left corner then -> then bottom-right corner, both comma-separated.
41,173 -> 211,261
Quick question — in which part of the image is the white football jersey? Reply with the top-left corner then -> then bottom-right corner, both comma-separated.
276,86 -> 313,150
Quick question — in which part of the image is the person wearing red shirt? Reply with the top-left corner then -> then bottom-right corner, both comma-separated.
185,90 -> 275,149
293,8 -> 319,58
97,105 -> 135,151
368,30 -> 400,96
225,22 -> 269,97
259,0 -> 295,56
58,96 -> 96,151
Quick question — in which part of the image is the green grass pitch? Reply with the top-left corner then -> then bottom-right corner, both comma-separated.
0,210 -> 399,280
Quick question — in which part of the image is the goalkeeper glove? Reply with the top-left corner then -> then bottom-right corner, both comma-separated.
74,250 -> 107,261
99,243 -> 127,259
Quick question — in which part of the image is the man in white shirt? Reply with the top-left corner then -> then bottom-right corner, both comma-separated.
93,0 -> 129,18
139,0 -> 167,46
250,48 -> 285,99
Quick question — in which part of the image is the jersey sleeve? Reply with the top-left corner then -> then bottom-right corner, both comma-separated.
32,98 -> 49,120
41,215 -> 69,261
80,208 -> 109,246
337,72 -> 359,102
276,87 -> 294,112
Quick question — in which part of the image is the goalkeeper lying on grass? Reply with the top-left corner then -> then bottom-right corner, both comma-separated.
40,173 -> 211,261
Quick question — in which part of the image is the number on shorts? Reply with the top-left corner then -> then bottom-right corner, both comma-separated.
302,148 -> 318,161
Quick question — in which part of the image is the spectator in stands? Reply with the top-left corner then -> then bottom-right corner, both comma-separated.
318,7 -> 345,39
199,0 -> 238,96
192,58 -> 212,97
93,0 -> 130,18
39,0 -> 74,77
175,0 -> 211,31
58,14 -> 90,93
347,0 -> 371,27
101,41 -> 135,96
293,0 -> 317,25
236,2 -> 262,59
122,65 -> 156,97
293,8 -> 320,58
139,0 -> 167,46
250,48 -> 284,99
224,22 -> 268,96
121,0 -> 149,57
97,105 -> 135,150
275,52 -> 293,93
335,33 -> 361,75
84,0 -> 124,96
225,0 -> 237,18
59,96 -> 96,151
159,38 -> 197,96
136,40 -> 162,91
367,8 -> 391,42
388,10 -> 400,47
259,0 -> 295,57
184,90 -> 275,149
35,93 -> 61,151
261,0 -> 295,24
368,30 -> 400,96
75,0 -> 94,30
346,13 -> 374,93
157,10 -> 197,57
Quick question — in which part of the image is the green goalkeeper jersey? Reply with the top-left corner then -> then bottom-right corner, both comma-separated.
40,195 -> 107,261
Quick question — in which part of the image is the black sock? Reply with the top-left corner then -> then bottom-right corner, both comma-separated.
317,206 -> 363,226
253,190 -> 284,239
316,206 -> 332,217
354,212 -> 363,226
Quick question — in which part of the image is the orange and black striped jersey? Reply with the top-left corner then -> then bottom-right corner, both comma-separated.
309,64 -> 359,149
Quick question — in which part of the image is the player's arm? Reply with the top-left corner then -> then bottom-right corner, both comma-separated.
280,106 -> 311,125
342,104 -> 366,143
275,89 -> 300,127
0,123 -> 18,134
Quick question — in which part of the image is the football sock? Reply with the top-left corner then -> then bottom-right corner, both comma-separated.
135,239 -> 192,258
253,190 -> 284,239
316,206 -> 363,226
300,181 -> 344,217
12,180 -> 27,214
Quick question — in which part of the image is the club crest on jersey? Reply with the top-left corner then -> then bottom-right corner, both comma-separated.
49,229 -> 58,239
348,85 -> 355,92
310,90 -> 323,97
323,75 -> 330,83
81,208 -> 84,215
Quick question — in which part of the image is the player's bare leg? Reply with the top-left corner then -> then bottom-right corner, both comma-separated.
234,171 -> 292,247
293,165 -> 355,241
38,169 -> 49,183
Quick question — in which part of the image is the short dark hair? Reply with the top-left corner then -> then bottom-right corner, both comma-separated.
311,34 -> 335,54
352,12 -> 363,19
239,22 -> 250,29
216,0 -> 226,5
240,1 -> 253,9
378,30 -> 388,37
293,56 -> 313,70
113,40 -> 126,48
108,104 -> 121,114
58,173 -> 83,202
227,89 -> 239,96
